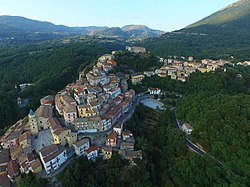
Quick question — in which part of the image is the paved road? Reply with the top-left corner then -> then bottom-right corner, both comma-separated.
171,111 -> 206,156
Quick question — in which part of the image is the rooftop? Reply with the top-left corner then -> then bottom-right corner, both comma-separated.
39,144 -> 66,163
36,105 -> 52,118
86,146 -> 98,154
73,138 -> 89,148
0,149 -> 10,165
48,117 -> 62,131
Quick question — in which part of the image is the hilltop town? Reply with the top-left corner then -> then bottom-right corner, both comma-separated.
0,46 -> 232,185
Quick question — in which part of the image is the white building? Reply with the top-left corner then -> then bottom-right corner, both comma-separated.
86,146 -> 98,161
39,144 -> 67,174
182,123 -> 193,135
148,88 -> 161,95
73,138 -> 90,156
113,122 -> 123,137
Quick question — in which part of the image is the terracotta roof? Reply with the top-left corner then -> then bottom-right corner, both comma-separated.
49,117 -> 62,131
107,132 -> 117,140
7,160 -> 19,177
0,173 -> 10,187
53,128 -> 69,136
122,130 -> 133,136
26,153 -> 36,162
86,146 -> 98,154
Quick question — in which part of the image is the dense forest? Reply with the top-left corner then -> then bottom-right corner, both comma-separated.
0,43 -> 108,133
114,51 -> 162,73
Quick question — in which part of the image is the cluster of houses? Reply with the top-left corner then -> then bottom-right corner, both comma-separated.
102,122 -> 142,162
0,52 -> 141,186
53,53 -> 135,133
131,57 -> 227,83
156,57 -> 227,82
0,118 -> 43,186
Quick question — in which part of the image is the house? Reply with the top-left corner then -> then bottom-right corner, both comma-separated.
98,54 -> 114,62
53,128 -> 71,146
107,106 -> 122,125
39,144 -> 67,174
29,159 -> 42,174
106,132 -> 117,147
122,130 -> 133,141
107,60 -> 117,66
20,153 -> 42,174
86,146 -> 98,161
66,133 -> 77,147
63,105 -> 77,126
74,117 -> 103,133
130,73 -> 145,84
126,150 -> 143,161
120,142 -> 134,151
102,146 -> 112,159
126,46 -> 146,53
77,105 -> 95,118
148,88 -> 161,95
18,132 -> 31,150
198,67 -> 207,73
49,117 -> 62,133
0,149 -> 10,173
6,160 -> 19,182
73,138 -> 90,156
113,122 -> 123,137
40,95 -> 54,106
100,115 -> 112,131
182,123 -> 193,135
107,87 -> 121,99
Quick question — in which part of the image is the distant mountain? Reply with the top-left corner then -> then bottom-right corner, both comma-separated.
141,0 -> 250,61
0,16 -> 106,35
0,16 -> 164,44
187,0 -> 250,28
89,24 -> 164,39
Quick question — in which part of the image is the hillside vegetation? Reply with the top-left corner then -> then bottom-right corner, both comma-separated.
0,43 -> 108,131
141,0 -> 250,61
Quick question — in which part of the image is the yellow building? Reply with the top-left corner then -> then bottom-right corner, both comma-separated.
198,67 -> 207,73
77,105 -> 98,118
66,133 -> 77,147
102,146 -> 112,159
53,128 -> 71,146
131,73 -> 145,84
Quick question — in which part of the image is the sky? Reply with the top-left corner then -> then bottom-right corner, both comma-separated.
0,0 -> 236,31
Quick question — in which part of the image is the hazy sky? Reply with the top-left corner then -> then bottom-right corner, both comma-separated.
0,0 -> 236,31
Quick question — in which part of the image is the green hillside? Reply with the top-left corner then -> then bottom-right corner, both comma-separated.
141,0 -> 250,61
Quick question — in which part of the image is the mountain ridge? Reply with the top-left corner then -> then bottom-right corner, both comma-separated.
141,0 -> 250,61
0,15 -> 164,39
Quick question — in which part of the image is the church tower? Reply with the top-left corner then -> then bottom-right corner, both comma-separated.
28,109 -> 38,135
